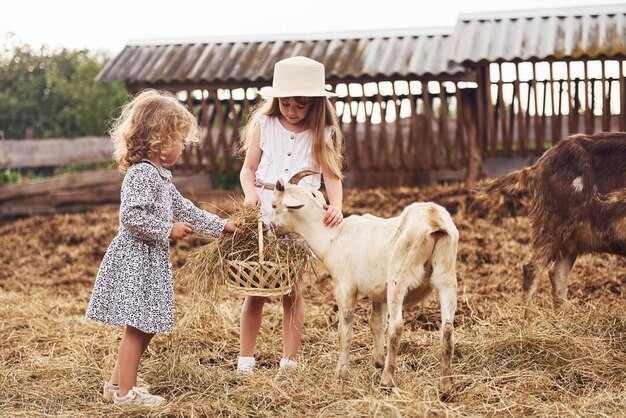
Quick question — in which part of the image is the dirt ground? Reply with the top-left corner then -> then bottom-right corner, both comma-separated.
0,183 -> 624,417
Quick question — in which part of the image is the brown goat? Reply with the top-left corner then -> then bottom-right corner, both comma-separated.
481,132 -> 626,309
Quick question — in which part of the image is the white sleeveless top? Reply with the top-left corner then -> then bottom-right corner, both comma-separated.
254,114 -> 331,222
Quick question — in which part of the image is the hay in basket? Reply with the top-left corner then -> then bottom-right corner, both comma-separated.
178,201 -> 310,300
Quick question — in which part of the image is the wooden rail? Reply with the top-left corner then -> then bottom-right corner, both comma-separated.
481,59 -> 626,157
0,137 -> 113,169
0,169 -> 239,221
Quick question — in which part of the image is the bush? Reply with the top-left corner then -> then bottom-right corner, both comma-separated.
0,33 -> 128,139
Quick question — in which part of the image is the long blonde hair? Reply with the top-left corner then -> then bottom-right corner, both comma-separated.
110,89 -> 199,173
240,96 -> 344,179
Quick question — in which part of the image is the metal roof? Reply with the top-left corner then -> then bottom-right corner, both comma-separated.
96,27 -> 468,87
449,3 -> 626,63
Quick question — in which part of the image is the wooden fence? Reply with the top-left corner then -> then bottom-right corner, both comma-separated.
477,59 -> 626,158
175,81 -> 482,186
5,60 -> 625,187
0,83 -> 484,187
0,169 -> 238,221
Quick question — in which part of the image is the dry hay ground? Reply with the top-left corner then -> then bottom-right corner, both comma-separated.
0,184 -> 624,417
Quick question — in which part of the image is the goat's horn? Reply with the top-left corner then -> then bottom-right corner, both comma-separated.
288,169 -> 320,185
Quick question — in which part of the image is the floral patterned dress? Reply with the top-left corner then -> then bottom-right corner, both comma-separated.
86,160 -> 226,334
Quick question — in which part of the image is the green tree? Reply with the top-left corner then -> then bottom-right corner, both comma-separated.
0,33 -> 128,139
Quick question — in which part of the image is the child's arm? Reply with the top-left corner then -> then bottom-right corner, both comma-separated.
240,124 -> 262,205
170,186 -> 228,238
322,172 -> 343,227
120,167 -> 173,242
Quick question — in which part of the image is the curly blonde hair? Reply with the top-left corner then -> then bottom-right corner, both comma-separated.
240,96 -> 343,179
110,89 -> 199,173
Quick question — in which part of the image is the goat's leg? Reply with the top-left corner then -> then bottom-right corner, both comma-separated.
436,280 -> 457,399
522,254 -> 549,314
335,287 -> 357,380
380,279 -> 407,388
369,301 -> 387,369
549,252 -> 576,310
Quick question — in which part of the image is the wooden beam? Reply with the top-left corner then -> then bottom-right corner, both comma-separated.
438,81 -> 452,167
391,83 -> 408,170
454,85 -> 465,168
601,60 -> 610,132
550,63 -> 562,145
514,63 -> 528,157
361,89 -> 375,170
421,81 -> 437,172
483,65 -> 496,157
531,63 -> 543,155
621,61 -> 626,131
375,84 -> 391,170
497,63 -> 511,156
584,61 -> 594,134
460,89 -> 482,186
0,137 -> 113,169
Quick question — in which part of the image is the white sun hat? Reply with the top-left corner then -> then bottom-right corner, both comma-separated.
258,56 -> 336,98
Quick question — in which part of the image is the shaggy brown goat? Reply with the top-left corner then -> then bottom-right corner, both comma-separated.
481,132 -> 626,309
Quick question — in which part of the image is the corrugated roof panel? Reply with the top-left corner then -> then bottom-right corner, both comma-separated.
607,13 -> 626,55
97,27 -> 466,86
170,44 -> 204,82
450,4 -> 626,63
229,42 -> 259,81
213,43 -> 243,82
151,44 -> 185,83
321,38 -> 344,76
123,47 -> 155,83
421,36 -> 446,76
196,43 -> 231,83
392,36 -> 414,75
187,43 -> 217,81
132,46 -> 167,83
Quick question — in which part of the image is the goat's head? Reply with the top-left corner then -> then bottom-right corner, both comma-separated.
271,170 -> 326,236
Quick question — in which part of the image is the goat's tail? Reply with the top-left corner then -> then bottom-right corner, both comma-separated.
474,166 -> 535,198
425,205 -> 459,276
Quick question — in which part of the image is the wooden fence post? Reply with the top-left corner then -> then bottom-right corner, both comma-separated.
460,89 -> 483,187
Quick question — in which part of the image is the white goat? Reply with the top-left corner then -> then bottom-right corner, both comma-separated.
271,173 -> 458,394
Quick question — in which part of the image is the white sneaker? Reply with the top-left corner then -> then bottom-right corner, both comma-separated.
277,358 -> 298,376
103,377 -> 151,402
113,386 -> 165,407
237,356 -> 256,375
279,358 -> 297,370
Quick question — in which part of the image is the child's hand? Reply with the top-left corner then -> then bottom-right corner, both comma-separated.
222,220 -> 241,234
323,204 -> 343,227
170,222 -> 193,240
244,192 -> 260,206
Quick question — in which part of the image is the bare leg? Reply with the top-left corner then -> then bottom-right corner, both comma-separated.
335,286 -> 357,380
369,301 -> 387,369
549,252 -> 576,310
117,326 -> 154,397
282,281 -> 304,360
239,296 -> 267,357
109,332 -> 152,385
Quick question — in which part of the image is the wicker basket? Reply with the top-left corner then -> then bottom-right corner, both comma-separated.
224,220 -> 296,297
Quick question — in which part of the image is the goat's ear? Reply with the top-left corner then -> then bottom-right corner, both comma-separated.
276,179 -> 285,192
283,194 -> 304,209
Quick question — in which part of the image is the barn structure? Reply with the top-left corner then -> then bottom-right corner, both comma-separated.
97,3 -> 626,187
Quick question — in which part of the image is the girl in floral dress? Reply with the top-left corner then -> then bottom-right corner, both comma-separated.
86,89 -> 237,406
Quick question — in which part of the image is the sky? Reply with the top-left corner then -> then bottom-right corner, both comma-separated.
2,0 -> 626,55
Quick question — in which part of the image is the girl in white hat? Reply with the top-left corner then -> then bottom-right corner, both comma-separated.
237,56 -> 344,373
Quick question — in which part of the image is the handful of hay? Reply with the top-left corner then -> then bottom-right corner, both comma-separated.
178,201 -> 310,299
